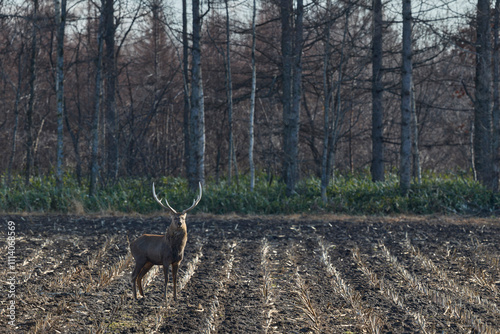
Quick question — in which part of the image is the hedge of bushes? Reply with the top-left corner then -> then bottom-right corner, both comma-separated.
1,172 -> 498,215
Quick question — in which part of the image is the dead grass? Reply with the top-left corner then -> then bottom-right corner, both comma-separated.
378,242 -> 497,333
319,238 -> 384,333
201,240 -> 237,334
260,238 -> 278,334
292,269 -> 321,333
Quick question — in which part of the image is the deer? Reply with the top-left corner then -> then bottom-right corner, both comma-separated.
130,182 -> 202,301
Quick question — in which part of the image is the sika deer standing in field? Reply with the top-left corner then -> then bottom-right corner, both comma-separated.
130,182 -> 202,301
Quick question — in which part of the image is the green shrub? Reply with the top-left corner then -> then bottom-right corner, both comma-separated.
0,171 -> 498,215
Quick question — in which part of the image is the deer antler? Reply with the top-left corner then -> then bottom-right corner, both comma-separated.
181,182 -> 203,214
152,182 -> 179,214
152,182 -> 202,214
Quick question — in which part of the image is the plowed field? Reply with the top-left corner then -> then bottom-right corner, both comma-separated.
2,214 -> 500,333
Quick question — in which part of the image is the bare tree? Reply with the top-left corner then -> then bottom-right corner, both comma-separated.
54,0 -> 67,190
25,0 -> 39,186
371,0 -> 384,182
7,44 -> 24,186
474,0 -> 494,189
329,7 -> 350,185
281,0 -> 293,194
225,0 -> 236,184
400,0 -> 412,195
411,84 -> 421,183
493,0 -> 500,192
292,0 -> 303,187
249,0 -> 257,191
320,0 -> 333,202
281,0 -> 302,196
90,4 -> 106,197
103,0 -> 118,181
321,3 -> 350,202
182,0 -> 191,183
189,0 -> 206,190
64,29 -> 87,185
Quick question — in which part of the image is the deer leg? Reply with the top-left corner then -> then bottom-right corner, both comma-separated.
172,262 -> 180,301
162,264 -> 169,301
131,259 -> 147,299
136,262 -> 153,297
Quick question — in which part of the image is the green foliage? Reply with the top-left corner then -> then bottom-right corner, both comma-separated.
0,171 -> 498,215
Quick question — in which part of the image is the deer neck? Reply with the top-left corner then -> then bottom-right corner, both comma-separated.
165,223 -> 187,261
165,223 -> 187,243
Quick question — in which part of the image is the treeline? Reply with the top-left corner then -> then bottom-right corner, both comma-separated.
0,0 -> 498,198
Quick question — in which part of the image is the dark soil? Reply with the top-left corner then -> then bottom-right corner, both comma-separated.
1,214 -> 499,333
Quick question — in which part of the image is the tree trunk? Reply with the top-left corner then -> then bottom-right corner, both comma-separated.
103,0 -> 118,181
411,84 -> 421,183
189,0 -> 205,190
281,0 -> 302,196
474,0 -> 494,189
371,0 -> 385,182
493,0 -> 500,192
55,0 -> 67,190
291,0 -> 304,185
225,0 -> 234,184
66,37 -> 83,185
400,0 -> 412,195
90,6 -> 105,197
281,0 -> 293,195
290,0 -> 303,194
471,120 -> 477,180
329,9 -> 349,182
25,0 -> 39,186
182,0 -> 191,181
7,46 -> 24,186
321,0 -> 333,202
249,0 -> 257,191
322,6 -> 349,202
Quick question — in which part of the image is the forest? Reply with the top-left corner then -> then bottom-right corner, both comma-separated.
1,0 -> 499,210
